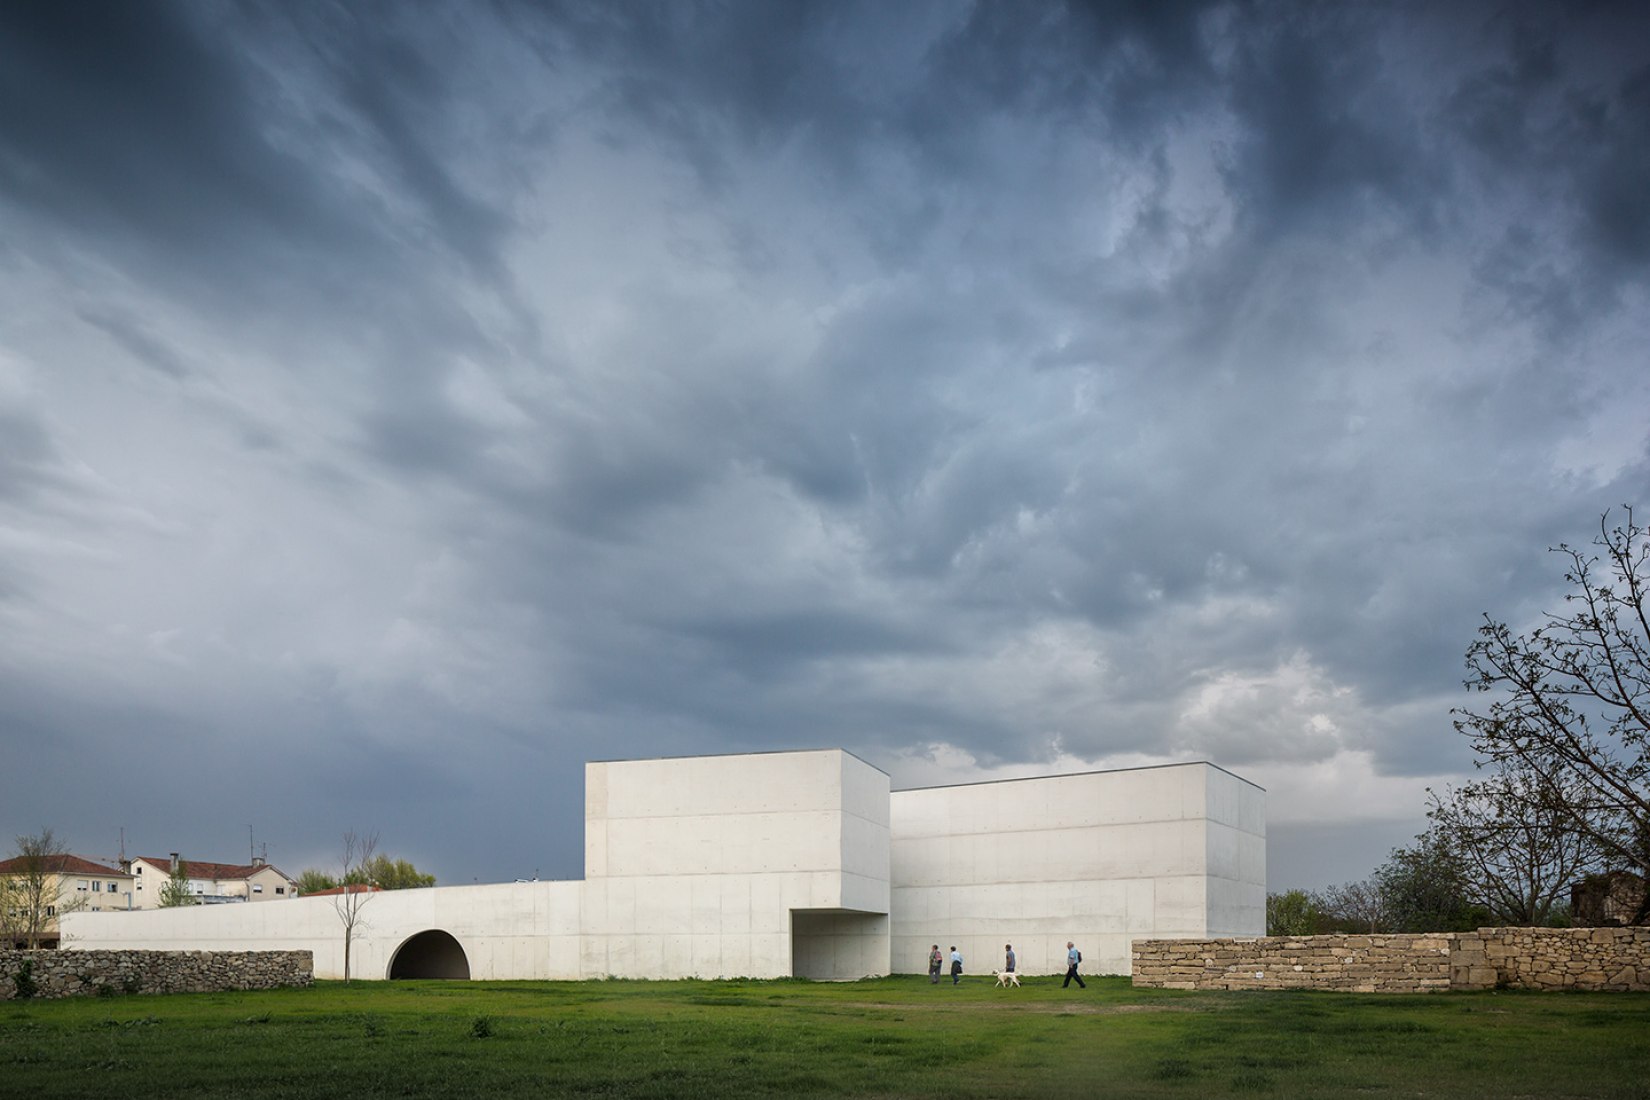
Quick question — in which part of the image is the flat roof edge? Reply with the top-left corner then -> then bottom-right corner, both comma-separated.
892,759 -> 1266,794
588,746 -> 890,778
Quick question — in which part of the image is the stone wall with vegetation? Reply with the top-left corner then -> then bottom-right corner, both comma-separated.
0,950 -> 312,1001
1134,927 -> 1650,993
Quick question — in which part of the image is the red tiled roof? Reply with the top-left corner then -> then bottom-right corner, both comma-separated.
134,857 -> 293,882
0,854 -> 128,876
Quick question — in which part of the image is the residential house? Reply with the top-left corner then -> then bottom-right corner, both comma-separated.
0,854 -> 135,948
126,855 -> 298,907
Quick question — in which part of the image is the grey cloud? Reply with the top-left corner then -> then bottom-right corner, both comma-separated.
1218,14 -> 1441,240
75,308 -> 193,380
0,408 -> 67,504
3,0 -> 1647,891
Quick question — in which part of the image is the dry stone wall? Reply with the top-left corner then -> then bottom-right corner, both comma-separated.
1455,928 -> 1650,991
1,950 -> 312,1000
1134,927 -> 1650,993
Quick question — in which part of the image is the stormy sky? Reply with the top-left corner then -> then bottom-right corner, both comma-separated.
2,1 -> 1646,891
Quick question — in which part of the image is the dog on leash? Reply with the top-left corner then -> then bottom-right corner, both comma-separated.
994,970 -> 1021,988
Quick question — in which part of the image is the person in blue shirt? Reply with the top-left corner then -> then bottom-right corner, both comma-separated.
949,946 -> 964,985
1004,944 -> 1016,973
1063,941 -> 1086,988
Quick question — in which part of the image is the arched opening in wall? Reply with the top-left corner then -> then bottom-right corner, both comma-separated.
387,929 -> 471,979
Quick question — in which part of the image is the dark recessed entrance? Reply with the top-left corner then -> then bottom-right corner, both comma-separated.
388,929 -> 471,979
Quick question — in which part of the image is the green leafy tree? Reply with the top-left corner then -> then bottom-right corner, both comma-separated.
362,855 -> 436,890
1375,834 -> 1486,933
1454,507 -> 1650,923
158,859 -> 197,907
296,869 -> 337,895
1266,889 -> 1327,936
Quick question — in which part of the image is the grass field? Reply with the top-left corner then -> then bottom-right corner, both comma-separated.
3,975 -> 1648,1098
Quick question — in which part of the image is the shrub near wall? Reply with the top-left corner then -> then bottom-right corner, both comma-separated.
1,950 -> 313,1001
1134,927 -> 1650,993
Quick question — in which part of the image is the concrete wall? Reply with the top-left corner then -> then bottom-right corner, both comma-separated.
62,881 -> 584,981
1133,927 -> 1650,992
1201,765 -> 1267,937
889,762 -> 1265,976
582,749 -> 891,979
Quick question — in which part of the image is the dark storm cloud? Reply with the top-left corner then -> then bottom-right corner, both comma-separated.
0,3 -> 368,291
2,0 -> 1646,888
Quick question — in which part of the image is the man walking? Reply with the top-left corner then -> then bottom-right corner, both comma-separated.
950,945 -> 964,985
1004,944 -> 1016,975
1063,941 -> 1085,988
928,944 -> 943,984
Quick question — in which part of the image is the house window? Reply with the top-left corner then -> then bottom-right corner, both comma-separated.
77,880 -> 88,891
92,881 -> 101,892
253,884 -> 264,894
275,887 -> 285,895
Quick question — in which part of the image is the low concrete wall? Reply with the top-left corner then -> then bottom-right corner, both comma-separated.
1,949 -> 313,1000
1133,927 -> 1650,993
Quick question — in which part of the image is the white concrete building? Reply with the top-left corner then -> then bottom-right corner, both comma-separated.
63,749 -> 1263,980
890,762 -> 1264,976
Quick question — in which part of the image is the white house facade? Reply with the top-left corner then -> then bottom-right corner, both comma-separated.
63,749 -> 1264,980
126,856 -> 298,907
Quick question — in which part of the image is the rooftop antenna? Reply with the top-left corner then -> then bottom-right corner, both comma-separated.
248,825 -> 255,865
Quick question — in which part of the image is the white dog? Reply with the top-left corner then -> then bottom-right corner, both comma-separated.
994,970 -> 1021,988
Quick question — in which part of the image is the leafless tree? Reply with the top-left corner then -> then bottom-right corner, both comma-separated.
1454,507 -> 1650,921
1321,878 -> 1388,933
1426,771 -> 1603,925
334,829 -> 379,983
1,829 -> 85,949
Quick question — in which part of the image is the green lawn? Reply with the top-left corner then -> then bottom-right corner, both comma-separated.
3,975 -> 1648,1098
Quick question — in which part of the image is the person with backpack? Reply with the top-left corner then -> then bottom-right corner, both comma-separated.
928,944 -> 943,984
950,945 -> 964,985
1063,941 -> 1086,988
